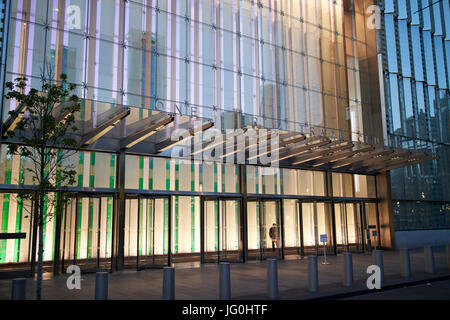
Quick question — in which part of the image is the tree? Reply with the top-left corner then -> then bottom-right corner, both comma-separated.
4,73 -> 80,300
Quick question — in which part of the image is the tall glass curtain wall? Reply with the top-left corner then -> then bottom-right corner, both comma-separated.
0,0 -> 381,268
2,0 -> 380,136
381,0 -> 450,230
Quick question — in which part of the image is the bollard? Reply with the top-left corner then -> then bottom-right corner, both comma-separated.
308,256 -> 319,293
11,278 -> 26,300
373,250 -> 384,285
400,248 -> 411,278
446,244 -> 450,270
343,252 -> 353,287
424,246 -> 435,274
219,263 -> 231,300
163,267 -> 175,300
94,272 -> 109,300
267,259 -> 279,299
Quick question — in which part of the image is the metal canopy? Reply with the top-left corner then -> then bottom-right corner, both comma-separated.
1,104 -> 437,175
1,101 -> 27,137
81,106 -> 131,147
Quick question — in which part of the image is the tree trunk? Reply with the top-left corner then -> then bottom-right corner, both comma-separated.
36,194 -> 44,300
36,146 -> 46,300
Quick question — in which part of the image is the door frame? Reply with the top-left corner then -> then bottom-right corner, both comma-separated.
246,197 -> 284,261
125,194 -> 171,270
295,199 -> 335,257
60,192 -> 116,274
332,200 -> 366,253
200,196 -> 244,264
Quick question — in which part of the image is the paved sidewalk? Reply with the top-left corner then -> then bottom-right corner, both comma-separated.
0,249 -> 449,300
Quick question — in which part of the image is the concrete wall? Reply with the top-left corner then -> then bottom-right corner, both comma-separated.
395,229 -> 450,249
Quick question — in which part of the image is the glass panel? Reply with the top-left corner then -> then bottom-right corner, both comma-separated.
138,198 -> 169,267
334,203 -> 347,253
262,201 -> 282,259
283,199 -> 301,256
204,199 -> 242,262
204,200 -> 219,262
302,203 -> 316,254
346,203 -> 363,252
316,203 -> 334,254
72,197 -> 112,271
220,200 -> 242,261
246,201 -> 261,260
364,202 -> 379,251
0,195 -> 33,267
124,198 -> 138,267
171,196 -> 200,263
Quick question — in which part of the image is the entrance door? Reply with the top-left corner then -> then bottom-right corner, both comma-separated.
124,197 -> 170,269
282,199 -> 301,256
334,202 -> 363,253
61,196 -> 114,273
362,202 -> 379,252
300,201 -> 334,255
203,198 -> 243,263
261,200 -> 282,259
246,199 -> 282,260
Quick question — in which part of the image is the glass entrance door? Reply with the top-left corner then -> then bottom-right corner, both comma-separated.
61,196 -> 114,273
261,200 -> 282,259
203,198 -> 243,263
301,202 -> 334,255
137,198 -> 169,268
334,202 -> 363,253
282,199 -> 301,256
246,199 -> 282,260
363,202 -> 379,252
124,197 -> 170,269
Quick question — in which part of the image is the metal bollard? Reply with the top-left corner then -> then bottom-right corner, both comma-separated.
219,263 -> 231,300
11,278 -> 26,300
94,272 -> 109,300
400,248 -> 411,278
424,246 -> 435,274
373,250 -> 384,285
267,259 -> 279,299
308,256 -> 319,293
446,244 -> 450,270
343,252 -> 353,287
163,267 -> 175,300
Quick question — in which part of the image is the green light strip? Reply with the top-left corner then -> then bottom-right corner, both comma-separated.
149,158 -> 153,190
139,157 -> 144,190
0,195 -> 10,262
14,197 -> 23,262
76,198 -> 82,259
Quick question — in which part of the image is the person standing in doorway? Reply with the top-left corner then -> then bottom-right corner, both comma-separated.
269,223 -> 279,252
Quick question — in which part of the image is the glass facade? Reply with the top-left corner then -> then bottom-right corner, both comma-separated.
1,0 -> 384,139
0,0 -> 425,274
380,0 -> 450,230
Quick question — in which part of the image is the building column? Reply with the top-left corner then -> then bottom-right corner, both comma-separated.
239,164 -> 248,262
375,171 -> 395,249
114,150 -> 126,270
52,191 -> 64,275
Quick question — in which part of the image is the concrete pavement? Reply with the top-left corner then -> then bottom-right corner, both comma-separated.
0,248 -> 449,300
